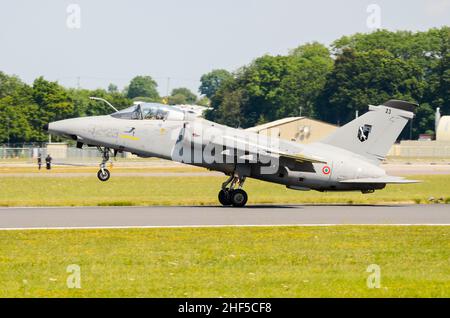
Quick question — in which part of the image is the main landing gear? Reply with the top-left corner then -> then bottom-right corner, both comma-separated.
97,147 -> 111,181
218,174 -> 248,207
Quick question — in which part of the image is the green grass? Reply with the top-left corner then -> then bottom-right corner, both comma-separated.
0,226 -> 448,297
0,175 -> 449,206
0,165 -> 204,174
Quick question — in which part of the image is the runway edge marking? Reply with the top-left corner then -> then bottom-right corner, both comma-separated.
0,223 -> 450,231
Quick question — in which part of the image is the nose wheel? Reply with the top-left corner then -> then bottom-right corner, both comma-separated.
97,147 -> 112,182
219,175 -> 248,207
97,168 -> 110,181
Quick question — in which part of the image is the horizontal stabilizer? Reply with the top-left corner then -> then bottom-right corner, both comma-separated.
383,100 -> 418,113
339,176 -> 420,184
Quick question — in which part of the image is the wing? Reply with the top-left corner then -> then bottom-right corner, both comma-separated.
217,135 -> 327,164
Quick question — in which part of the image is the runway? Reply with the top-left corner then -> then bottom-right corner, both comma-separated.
0,204 -> 449,230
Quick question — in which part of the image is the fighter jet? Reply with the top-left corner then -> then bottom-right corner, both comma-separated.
44,99 -> 418,207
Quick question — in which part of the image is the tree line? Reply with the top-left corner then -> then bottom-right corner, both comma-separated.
0,74 -> 206,143
203,27 -> 449,139
1,27 -> 448,143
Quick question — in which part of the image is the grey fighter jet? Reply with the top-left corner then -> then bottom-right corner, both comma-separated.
44,99 -> 418,207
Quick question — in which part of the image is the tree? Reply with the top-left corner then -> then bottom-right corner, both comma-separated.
414,103 -> 435,137
0,96 -> 35,143
199,69 -> 233,99
168,87 -> 197,105
316,48 -> 424,126
0,72 -> 25,99
0,72 -> 36,143
107,83 -> 118,93
32,77 -> 74,141
278,43 -> 333,118
126,76 -> 160,100
290,41 -> 331,60
0,72 -> 134,143
68,88 -> 132,117
206,55 -> 288,127
207,49 -> 332,127
205,86 -> 245,128
329,27 -> 449,136
237,55 -> 292,126
196,96 -> 210,107
0,27 -> 447,143
167,94 -> 187,105
421,27 -> 450,116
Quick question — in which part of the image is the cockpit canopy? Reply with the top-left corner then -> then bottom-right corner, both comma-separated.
111,103 -> 185,121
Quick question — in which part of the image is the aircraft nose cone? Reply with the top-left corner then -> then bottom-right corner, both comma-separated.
43,123 -> 49,131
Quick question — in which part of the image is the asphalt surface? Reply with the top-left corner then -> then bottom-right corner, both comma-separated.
0,205 -> 449,229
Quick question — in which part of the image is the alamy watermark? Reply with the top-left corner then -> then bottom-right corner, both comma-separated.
66,4 -> 81,29
168,122 -> 281,174
366,4 -> 381,30
66,264 -> 81,289
366,264 -> 381,289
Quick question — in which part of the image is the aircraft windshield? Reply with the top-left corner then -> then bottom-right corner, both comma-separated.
111,103 -> 184,121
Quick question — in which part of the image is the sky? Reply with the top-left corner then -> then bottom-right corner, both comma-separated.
0,0 -> 449,96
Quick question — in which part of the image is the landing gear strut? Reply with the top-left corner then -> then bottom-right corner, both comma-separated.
97,147 -> 111,182
218,174 -> 248,207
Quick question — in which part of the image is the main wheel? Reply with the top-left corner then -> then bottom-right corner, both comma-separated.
218,189 -> 232,206
97,169 -> 110,181
230,189 -> 248,207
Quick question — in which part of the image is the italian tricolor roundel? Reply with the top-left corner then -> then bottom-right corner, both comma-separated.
322,165 -> 331,175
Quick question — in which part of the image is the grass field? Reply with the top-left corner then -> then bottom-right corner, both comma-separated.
0,226 -> 448,297
0,174 -> 449,206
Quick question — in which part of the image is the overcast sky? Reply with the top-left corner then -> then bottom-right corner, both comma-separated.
0,0 -> 449,95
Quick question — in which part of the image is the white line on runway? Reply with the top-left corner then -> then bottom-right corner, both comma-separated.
1,223 -> 449,231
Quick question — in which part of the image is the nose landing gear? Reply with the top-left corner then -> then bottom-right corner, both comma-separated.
97,147 -> 111,182
218,174 -> 248,207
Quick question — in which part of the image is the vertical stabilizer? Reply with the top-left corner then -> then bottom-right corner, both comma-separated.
321,100 -> 416,164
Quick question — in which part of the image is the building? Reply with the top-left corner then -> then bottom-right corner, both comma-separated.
385,112 -> 450,158
436,116 -> 450,142
246,117 -> 337,144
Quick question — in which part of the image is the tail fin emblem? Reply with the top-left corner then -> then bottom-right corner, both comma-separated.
357,124 -> 372,142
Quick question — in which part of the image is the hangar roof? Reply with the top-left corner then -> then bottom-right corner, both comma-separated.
246,117 -> 305,131
246,116 -> 336,132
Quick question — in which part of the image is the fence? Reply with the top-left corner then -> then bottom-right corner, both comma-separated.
0,143 -> 129,162
388,141 -> 450,158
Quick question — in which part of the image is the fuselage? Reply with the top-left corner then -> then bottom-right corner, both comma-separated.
48,113 -> 387,192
